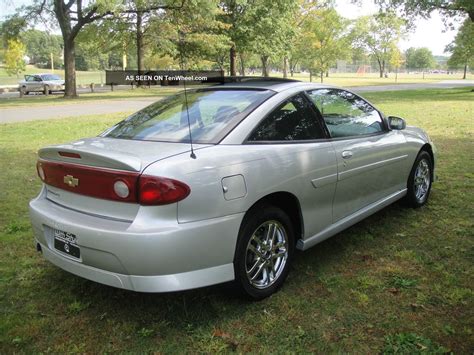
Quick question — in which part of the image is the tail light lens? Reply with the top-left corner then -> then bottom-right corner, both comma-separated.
139,175 -> 190,205
37,159 -> 190,206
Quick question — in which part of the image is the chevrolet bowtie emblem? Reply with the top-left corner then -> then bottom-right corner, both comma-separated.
64,175 -> 79,187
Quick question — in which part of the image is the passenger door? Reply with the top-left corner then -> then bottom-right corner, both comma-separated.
306,89 -> 408,222
247,93 -> 337,237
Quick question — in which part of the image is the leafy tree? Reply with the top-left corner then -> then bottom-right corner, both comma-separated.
301,8 -> 349,82
389,44 -> 403,82
147,0 -> 229,70
446,19 -> 474,79
5,39 -> 26,77
15,0 -> 119,97
245,0 -> 296,77
354,11 -> 406,77
1,16 -> 27,48
21,30 -> 63,68
373,0 -> 474,23
405,47 -> 435,70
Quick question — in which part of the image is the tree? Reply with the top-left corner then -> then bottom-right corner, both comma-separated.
301,8 -> 349,82
22,30 -> 63,68
17,1 -> 117,97
246,0 -> 296,77
354,12 -> 406,78
389,44 -> 403,82
373,0 -> 474,23
405,47 -> 435,70
446,19 -> 474,79
1,15 -> 26,48
5,39 -> 26,77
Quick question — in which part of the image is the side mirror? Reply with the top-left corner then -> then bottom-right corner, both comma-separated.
388,116 -> 406,130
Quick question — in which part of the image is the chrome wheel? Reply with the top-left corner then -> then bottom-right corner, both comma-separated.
245,220 -> 288,289
414,158 -> 430,203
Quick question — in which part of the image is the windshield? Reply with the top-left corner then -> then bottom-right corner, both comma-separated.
102,89 -> 274,144
41,74 -> 62,81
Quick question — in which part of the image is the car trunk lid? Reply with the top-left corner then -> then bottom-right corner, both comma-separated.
38,137 -> 210,220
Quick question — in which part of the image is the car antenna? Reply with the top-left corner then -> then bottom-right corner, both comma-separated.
179,30 -> 196,159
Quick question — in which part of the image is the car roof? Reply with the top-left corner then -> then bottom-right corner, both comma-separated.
209,77 -> 336,92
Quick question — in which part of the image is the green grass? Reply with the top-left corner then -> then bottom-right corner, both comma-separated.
0,88 -> 473,352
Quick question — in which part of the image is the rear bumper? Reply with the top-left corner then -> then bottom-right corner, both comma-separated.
29,190 -> 243,292
37,241 -> 234,292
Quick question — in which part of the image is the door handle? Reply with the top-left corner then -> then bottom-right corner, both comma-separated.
341,150 -> 353,159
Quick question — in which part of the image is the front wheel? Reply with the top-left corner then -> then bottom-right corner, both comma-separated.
234,205 -> 294,300
405,150 -> 433,208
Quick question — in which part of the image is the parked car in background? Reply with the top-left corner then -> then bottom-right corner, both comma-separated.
19,74 -> 65,95
29,78 -> 436,300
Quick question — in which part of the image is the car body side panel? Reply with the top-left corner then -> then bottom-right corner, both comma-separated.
141,143 -> 338,239
331,130 -> 410,221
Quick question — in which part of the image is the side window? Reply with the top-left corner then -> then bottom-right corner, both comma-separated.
34,76 -> 42,82
307,89 -> 385,138
248,94 -> 325,142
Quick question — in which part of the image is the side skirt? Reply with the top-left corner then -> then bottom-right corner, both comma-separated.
296,189 -> 407,251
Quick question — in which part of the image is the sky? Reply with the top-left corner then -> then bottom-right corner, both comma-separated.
335,0 -> 460,56
1,0 -> 463,56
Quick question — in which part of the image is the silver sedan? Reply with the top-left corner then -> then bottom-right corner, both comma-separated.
29,79 -> 436,299
19,73 -> 65,95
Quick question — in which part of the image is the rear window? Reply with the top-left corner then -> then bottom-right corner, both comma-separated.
103,89 -> 274,144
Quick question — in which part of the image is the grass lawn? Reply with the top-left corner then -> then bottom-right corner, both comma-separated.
0,88 -> 473,353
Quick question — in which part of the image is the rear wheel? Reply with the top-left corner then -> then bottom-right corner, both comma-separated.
405,150 -> 433,208
234,205 -> 294,300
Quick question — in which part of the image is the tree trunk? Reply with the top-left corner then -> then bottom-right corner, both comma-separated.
239,52 -> 245,76
463,63 -> 467,79
63,39 -> 77,97
261,55 -> 269,77
136,10 -> 144,86
309,72 -> 312,82
230,45 -> 236,76
283,56 -> 288,78
325,71 -> 329,78
289,60 -> 297,77
320,71 -> 323,83
376,57 -> 383,78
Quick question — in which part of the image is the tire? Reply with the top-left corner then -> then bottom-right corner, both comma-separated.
405,150 -> 433,208
234,205 -> 294,300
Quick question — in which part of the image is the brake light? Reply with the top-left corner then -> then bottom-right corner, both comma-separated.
37,159 -> 190,206
139,175 -> 190,205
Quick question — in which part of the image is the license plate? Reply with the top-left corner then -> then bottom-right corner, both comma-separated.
54,229 -> 80,259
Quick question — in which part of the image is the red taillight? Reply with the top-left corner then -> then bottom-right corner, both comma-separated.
138,175 -> 190,205
36,159 -> 190,206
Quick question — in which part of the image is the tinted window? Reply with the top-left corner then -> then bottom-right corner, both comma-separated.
248,94 -> 325,141
307,89 -> 384,138
103,89 -> 273,144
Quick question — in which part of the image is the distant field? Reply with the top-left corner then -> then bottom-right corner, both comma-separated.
276,71 -> 474,86
1,64 -> 472,87
0,87 -> 473,353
